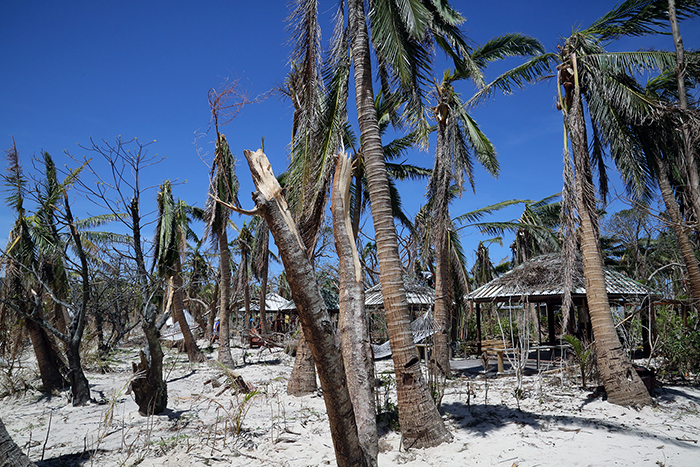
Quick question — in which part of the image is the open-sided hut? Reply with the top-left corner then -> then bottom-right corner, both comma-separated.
469,253 -> 659,353
364,277 -> 436,346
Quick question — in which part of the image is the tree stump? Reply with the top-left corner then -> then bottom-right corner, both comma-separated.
131,350 -> 168,415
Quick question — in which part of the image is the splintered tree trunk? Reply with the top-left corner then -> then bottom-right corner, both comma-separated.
349,0 -> 451,448
172,260 -> 206,363
0,417 -> 35,467
568,91 -> 652,407
243,148 -> 367,467
332,153 -> 378,466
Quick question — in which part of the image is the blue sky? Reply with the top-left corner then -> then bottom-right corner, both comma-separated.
2,1 -> 699,272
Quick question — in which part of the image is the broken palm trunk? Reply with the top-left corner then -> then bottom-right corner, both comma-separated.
332,152 -> 379,466
242,149 -> 367,467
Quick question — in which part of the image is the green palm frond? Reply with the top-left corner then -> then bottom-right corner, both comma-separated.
468,53 -> 557,108
587,0 -> 700,41
453,199 -> 526,225
471,33 -> 545,68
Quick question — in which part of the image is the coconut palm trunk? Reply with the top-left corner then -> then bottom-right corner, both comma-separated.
567,87 -> 651,406
348,0 -> 451,448
668,0 -> 700,234
656,156 -> 700,309
0,417 -> 35,467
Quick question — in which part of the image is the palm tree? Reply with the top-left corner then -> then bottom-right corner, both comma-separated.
205,133 -> 240,369
668,0 -> 700,234
550,0 -> 700,406
628,87 -> 700,311
154,180 -> 206,363
346,0 -> 478,447
2,143 -> 69,392
426,33 -> 545,378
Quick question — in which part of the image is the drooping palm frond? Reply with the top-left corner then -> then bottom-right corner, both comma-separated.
467,53 -> 557,108
587,0 -> 700,41
453,199 -> 526,226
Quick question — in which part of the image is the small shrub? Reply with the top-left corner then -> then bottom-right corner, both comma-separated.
655,308 -> 700,379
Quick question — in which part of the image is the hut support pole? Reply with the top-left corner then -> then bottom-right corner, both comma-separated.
546,301 -> 555,345
476,303 -> 482,355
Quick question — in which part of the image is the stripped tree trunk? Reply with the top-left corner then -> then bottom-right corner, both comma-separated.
243,148 -> 367,467
218,230 -> 236,367
172,259 -> 206,363
332,152 -> 378,466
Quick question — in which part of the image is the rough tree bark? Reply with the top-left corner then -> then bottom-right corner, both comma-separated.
332,152 -> 379,466
242,148 -> 367,467
567,78 -> 652,407
0,417 -> 35,467
348,0 -> 452,448
217,230 -> 236,367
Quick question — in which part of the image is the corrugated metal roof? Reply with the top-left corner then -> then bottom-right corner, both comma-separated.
364,281 -> 435,307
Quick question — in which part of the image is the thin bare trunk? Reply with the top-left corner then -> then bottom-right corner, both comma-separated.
349,0 -> 451,448
218,230 -> 236,367
243,148 -> 367,466
259,230 -> 269,336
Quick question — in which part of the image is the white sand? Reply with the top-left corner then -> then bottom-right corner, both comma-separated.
1,341 -> 699,466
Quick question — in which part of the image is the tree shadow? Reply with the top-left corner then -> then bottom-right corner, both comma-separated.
167,369 -> 196,383
441,400 -> 700,449
656,386 -> 700,406
35,449 -> 107,467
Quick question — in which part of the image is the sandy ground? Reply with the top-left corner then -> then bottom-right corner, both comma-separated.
1,340 -> 699,467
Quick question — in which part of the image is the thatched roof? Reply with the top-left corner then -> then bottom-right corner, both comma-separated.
364,277 -> 434,308
470,253 -> 658,303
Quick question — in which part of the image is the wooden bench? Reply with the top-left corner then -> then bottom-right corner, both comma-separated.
481,339 -> 512,373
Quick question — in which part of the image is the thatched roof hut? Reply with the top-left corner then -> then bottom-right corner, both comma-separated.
470,253 -> 656,303
469,253 -> 660,349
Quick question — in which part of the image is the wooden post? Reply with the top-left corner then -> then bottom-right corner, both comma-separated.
546,301 -> 555,344
476,303 -> 482,355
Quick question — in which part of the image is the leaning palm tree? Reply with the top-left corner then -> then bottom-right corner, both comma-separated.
346,0 -> 481,447
630,84 -> 700,311
550,0 -> 699,406
154,180 -> 206,363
